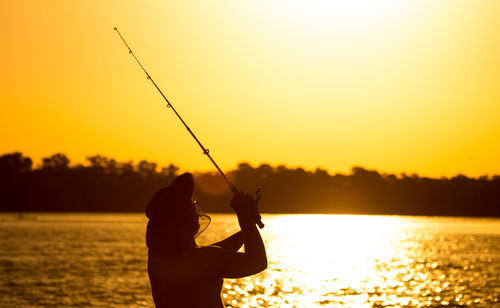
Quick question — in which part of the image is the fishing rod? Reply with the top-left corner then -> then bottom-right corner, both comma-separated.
114,27 -> 264,228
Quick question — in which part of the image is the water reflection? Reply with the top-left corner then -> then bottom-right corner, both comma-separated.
263,216 -> 409,306
0,214 -> 499,307
201,215 -> 500,307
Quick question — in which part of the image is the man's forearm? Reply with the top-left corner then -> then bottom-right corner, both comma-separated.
211,231 -> 244,251
237,213 -> 267,270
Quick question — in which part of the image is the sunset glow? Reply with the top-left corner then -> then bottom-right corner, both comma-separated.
1,0 -> 499,176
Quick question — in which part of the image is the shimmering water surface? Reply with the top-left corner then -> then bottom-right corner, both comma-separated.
0,213 -> 499,307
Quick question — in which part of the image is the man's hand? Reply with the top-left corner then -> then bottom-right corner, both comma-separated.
231,191 -> 264,228
231,192 -> 255,216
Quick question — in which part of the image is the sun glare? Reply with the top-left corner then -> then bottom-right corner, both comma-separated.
267,214 -> 413,272
265,0 -> 415,34
263,215 -> 416,306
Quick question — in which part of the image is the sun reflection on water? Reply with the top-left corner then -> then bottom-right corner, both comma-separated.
260,215 -> 415,307
219,215 -> 500,307
0,213 -> 498,307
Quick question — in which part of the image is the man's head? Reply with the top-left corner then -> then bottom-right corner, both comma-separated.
146,173 -> 208,251
146,172 -> 195,220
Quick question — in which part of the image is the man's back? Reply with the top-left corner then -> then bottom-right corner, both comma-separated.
148,247 -> 224,308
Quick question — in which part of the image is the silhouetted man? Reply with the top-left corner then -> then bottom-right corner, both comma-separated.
146,173 -> 267,307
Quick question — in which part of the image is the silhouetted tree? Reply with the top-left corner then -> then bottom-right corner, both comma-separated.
0,152 -> 32,211
0,152 -> 498,216
41,153 -> 70,170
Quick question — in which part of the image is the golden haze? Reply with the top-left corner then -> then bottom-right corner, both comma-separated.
1,0 -> 499,177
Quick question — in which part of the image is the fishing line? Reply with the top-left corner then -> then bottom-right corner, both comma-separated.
114,27 -> 264,228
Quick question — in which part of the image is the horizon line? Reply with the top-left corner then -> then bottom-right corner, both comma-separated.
2,151 -> 499,180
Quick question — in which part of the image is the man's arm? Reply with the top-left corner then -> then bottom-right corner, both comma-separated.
210,231 -> 244,252
211,192 -> 267,278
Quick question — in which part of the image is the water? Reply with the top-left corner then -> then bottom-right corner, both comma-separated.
0,213 -> 499,307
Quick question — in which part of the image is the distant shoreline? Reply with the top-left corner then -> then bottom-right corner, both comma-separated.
2,211 -> 499,218
2,152 -> 499,217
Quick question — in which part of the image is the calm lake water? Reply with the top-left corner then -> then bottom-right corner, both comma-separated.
0,213 -> 499,307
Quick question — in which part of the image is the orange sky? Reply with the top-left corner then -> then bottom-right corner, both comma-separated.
1,0 -> 499,177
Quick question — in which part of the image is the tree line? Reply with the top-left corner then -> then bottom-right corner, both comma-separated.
0,152 -> 499,216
